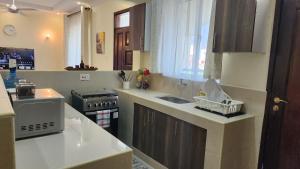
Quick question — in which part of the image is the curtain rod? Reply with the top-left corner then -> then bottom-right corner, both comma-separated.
67,11 -> 81,17
67,7 -> 91,17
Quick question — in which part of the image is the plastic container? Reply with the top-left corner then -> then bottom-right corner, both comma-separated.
4,69 -> 20,89
193,96 -> 243,115
123,81 -> 130,90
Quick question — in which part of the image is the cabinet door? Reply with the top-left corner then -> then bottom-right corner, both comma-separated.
164,117 -> 181,169
133,104 -> 207,169
133,104 -> 155,156
152,111 -> 168,164
177,121 -> 207,169
213,0 -> 257,52
143,108 -> 155,156
133,104 -> 148,151
130,3 -> 146,51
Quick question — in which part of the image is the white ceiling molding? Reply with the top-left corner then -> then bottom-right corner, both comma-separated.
0,0 -> 91,13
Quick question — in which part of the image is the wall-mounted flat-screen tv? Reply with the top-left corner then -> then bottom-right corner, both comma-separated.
0,47 -> 35,70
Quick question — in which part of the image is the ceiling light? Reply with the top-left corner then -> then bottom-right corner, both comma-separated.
76,1 -> 91,8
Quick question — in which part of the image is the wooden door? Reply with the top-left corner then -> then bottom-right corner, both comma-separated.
213,0 -> 256,52
259,0 -> 300,168
114,27 -> 133,70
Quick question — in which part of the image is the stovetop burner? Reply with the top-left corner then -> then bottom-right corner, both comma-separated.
71,89 -> 117,98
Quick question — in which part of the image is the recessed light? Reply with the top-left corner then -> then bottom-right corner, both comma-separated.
76,2 -> 82,5
6,4 -> 10,7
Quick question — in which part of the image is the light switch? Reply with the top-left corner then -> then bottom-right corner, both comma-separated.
80,74 -> 90,81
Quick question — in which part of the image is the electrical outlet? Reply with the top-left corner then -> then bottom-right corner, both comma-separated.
80,74 -> 90,81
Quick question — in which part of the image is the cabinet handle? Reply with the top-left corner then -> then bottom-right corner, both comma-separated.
148,111 -> 150,124
213,33 -> 217,51
143,113 -> 147,127
152,112 -> 155,124
140,37 -> 144,51
174,121 -> 178,136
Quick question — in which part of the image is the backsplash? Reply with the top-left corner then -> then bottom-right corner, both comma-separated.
0,71 -> 134,103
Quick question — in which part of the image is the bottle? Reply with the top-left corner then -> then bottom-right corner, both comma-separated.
4,59 -> 19,89
80,60 -> 85,69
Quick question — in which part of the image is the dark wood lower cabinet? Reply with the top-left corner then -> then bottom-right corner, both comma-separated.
133,103 -> 207,169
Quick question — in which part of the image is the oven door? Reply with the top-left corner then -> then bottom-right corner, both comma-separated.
85,108 -> 119,137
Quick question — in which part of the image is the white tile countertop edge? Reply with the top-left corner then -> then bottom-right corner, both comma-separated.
15,103 -> 132,169
115,88 -> 254,125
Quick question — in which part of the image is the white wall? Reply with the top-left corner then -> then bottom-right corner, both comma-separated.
91,0 -> 141,70
0,11 -> 65,70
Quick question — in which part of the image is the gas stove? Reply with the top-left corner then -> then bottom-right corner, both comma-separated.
71,89 -> 119,137
71,90 -> 119,112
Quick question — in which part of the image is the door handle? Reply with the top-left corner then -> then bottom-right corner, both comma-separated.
274,97 -> 288,104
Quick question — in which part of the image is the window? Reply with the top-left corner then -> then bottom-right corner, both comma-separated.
115,11 -> 130,28
150,0 -> 214,81
65,13 -> 81,67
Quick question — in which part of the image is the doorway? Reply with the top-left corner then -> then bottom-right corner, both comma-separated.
259,0 -> 300,168
114,10 -> 133,70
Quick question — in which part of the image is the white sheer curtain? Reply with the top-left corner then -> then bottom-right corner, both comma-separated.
65,13 -> 81,67
150,0 -> 220,81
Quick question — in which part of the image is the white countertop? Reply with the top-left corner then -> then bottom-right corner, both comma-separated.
15,104 -> 132,169
0,75 -> 15,118
116,88 -> 254,124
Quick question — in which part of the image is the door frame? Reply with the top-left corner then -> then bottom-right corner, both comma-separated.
258,0 -> 299,168
113,9 -> 131,70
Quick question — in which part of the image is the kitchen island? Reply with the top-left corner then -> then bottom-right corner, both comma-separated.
0,75 -> 132,169
15,104 -> 132,169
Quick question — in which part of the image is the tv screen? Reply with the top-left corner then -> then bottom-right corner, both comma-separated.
0,47 -> 35,70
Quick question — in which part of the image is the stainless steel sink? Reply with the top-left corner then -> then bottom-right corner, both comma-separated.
157,96 -> 192,104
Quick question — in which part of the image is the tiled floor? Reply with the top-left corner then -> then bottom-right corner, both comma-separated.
132,156 -> 153,169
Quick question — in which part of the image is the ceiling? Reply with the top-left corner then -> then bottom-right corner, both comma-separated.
0,0 -> 94,13
0,0 -> 145,14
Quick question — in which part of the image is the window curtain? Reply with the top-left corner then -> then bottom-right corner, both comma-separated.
204,0 -> 223,79
150,0 -> 222,81
65,13 -> 81,67
81,7 -> 92,65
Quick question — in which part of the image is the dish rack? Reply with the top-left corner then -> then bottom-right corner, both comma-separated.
193,96 -> 244,115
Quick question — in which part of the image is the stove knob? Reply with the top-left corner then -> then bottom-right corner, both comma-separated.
88,104 -> 92,108
94,103 -> 98,107
113,101 -> 117,105
108,101 -> 112,106
99,102 -> 103,107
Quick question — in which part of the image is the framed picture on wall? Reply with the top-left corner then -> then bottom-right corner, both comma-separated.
96,32 -> 105,54
0,47 -> 35,70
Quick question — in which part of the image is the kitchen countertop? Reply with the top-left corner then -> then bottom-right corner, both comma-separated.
15,103 -> 132,169
0,75 -> 14,118
115,88 -> 254,125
